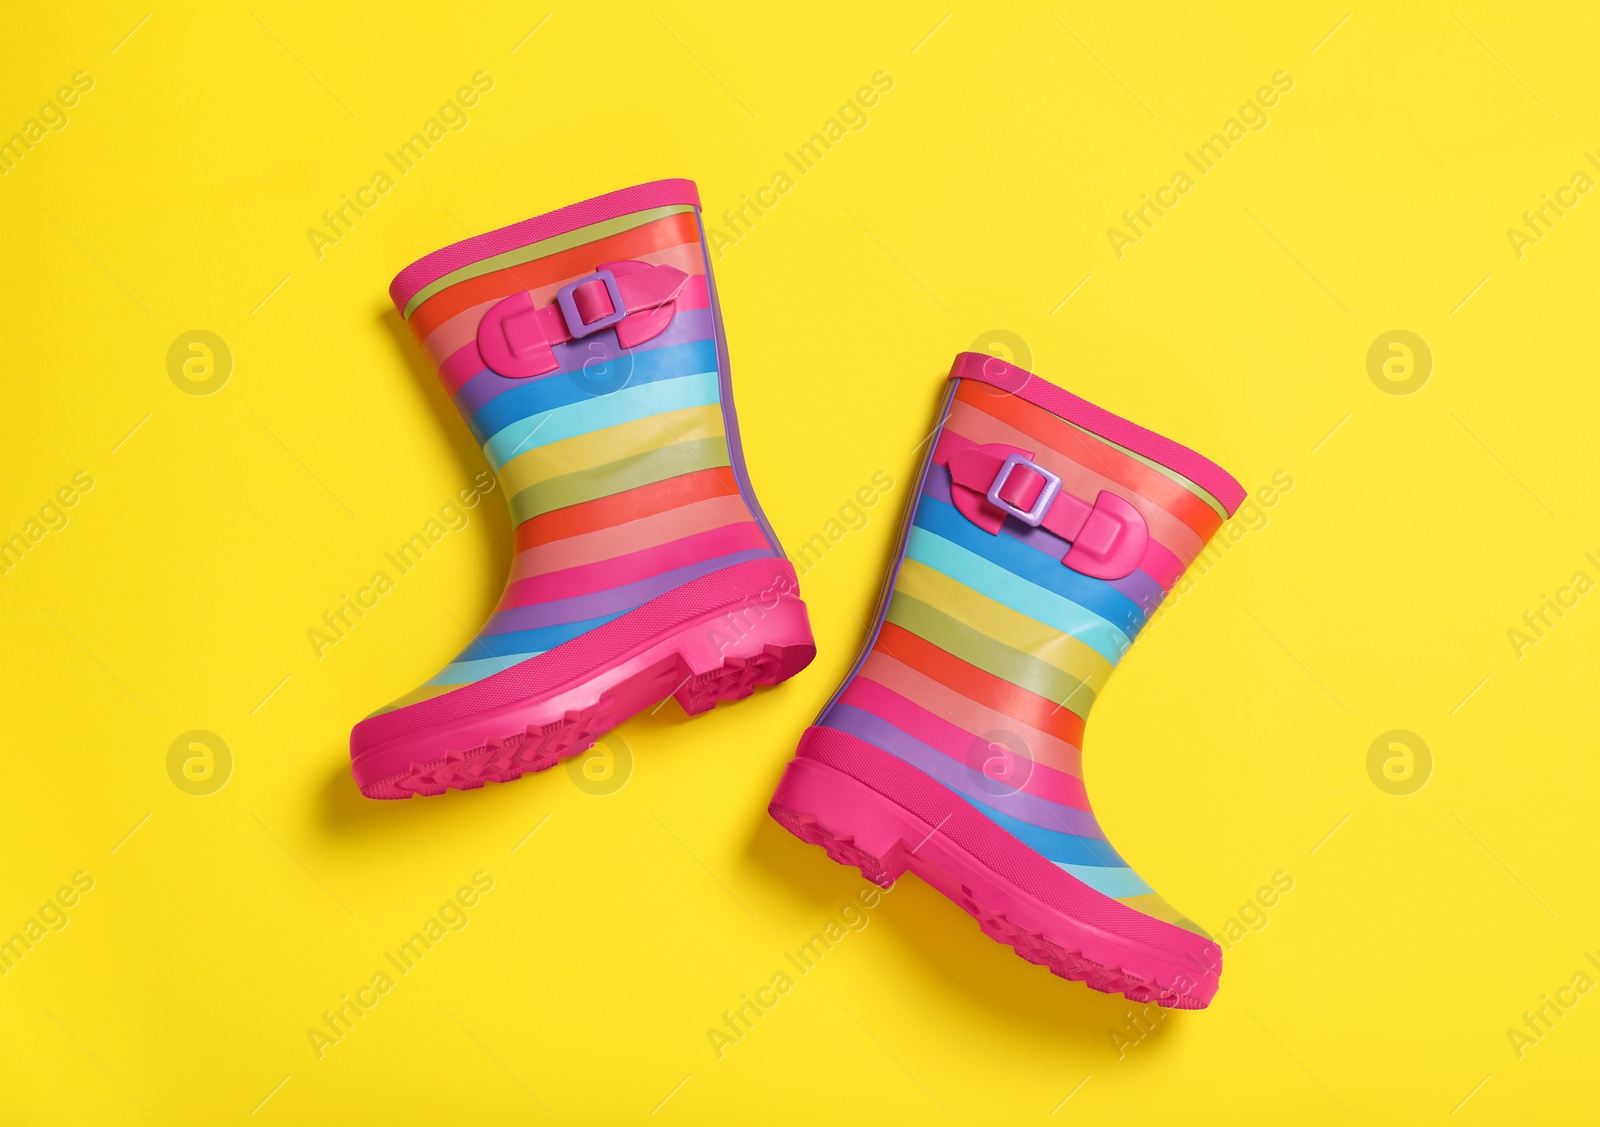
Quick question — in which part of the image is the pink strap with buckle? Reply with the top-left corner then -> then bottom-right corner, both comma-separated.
946,443 -> 1149,580
475,259 -> 689,379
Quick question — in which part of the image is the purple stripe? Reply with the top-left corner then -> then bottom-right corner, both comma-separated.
920,466 -> 1165,611
480,547 -> 772,635
453,307 -> 716,417
821,703 -> 1107,840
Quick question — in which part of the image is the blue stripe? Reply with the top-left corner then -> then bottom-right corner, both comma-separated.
912,494 -> 1147,637
920,468 -> 1165,623
428,650 -> 542,686
454,308 -> 714,417
904,528 -> 1131,663
952,784 -> 1129,870
438,612 -> 624,668
1055,860 -> 1153,899
484,370 -> 720,470
466,339 -> 717,442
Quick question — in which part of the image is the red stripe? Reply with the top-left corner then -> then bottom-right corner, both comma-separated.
872,622 -> 1085,749
409,213 -> 702,338
512,467 -> 742,548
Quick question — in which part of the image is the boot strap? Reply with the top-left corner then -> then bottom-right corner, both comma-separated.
475,260 -> 690,379
947,443 -> 1149,581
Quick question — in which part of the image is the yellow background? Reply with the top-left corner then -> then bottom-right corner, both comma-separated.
2,2 -> 1596,1122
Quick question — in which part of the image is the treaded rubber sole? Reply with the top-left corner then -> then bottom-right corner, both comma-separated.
355,595 -> 813,799
768,756 -> 1217,1009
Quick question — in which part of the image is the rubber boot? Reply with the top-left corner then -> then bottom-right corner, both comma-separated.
353,180 -> 815,799
767,353 -> 1245,1007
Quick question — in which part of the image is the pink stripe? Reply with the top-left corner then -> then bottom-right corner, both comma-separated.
1138,538 -> 1185,590
947,352 -> 1246,515
856,651 -> 1084,778
438,339 -> 489,393
512,495 -> 753,580
935,425 -> 1204,565
390,179 -> 702,311
421,243 -> 708,362
498,522 -> 769,609
839,677 -> 1095,815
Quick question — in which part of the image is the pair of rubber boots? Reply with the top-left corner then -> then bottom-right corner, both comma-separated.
352,180 -> 1246,1009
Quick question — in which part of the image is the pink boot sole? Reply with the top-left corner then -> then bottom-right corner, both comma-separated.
769,754 -> 1220,1008
354,592 -> 814,799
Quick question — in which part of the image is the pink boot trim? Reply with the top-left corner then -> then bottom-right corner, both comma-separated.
769,725 -> 1222,1008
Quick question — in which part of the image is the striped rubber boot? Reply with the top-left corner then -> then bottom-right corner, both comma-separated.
767,353 -> 1245,1007
352,180 -> 815,799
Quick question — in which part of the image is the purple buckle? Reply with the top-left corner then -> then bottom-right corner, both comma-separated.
556,269 -> 626,339
987,453 -> 1061,527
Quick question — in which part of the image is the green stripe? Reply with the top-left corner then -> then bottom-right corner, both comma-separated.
403,204 -> 698,318
885,593 -> 1096,719
1062,418 -> 1230,520
509,437 -> 730,524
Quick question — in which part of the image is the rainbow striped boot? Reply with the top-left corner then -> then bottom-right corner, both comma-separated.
767,353 -> 1245,1007
352,180 -> 815,799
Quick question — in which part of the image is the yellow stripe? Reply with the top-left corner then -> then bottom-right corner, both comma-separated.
894,559 -> 1113,693
497,404 -> 725,497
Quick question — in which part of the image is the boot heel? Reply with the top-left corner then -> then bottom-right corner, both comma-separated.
671,595 -> 814,716
768,756 -> 926,889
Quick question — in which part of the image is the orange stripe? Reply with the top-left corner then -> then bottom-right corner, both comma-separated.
512,467 -> 741,549
872,622 -> 1085,749
409,213 -> 702,338
956,382 -> 1222,540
